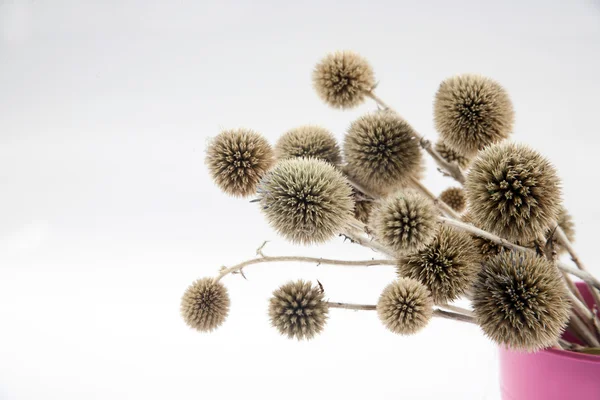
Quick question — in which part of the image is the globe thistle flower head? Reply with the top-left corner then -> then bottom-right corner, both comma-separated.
180,277 -> 230,332
434,141 -> 472,170
275,125 -> 341,166
258,158 -> 354,245
465,142 -> 562,243
546,206 -> 575,255
268,280 -> 329,340
377,277 -> 434,335
370,190 -> 439,254
344,112 -> 423,195
439,187 -> 467,213
354,198 -> 373,225
434,74 -> 514,156
397,226 -> 480,304
206,129 -> 274,197
312,50 -> 375,109
472,251 -> 570,352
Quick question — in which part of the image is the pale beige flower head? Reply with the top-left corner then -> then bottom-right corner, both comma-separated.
181,277 -> 230,332
275,125 -> 341,165
439,187 -> 467,213
377,277 -> 434,335
313,50 -> 375,109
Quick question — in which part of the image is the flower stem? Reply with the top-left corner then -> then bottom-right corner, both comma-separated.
326,302 -> 476,324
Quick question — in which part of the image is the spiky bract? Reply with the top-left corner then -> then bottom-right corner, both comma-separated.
344,112 -> 423,195
465,142 -> 562,243
439,187 -> 467,213
434,141 -> 472,170
370,191 -> 439,254
275,125 -> 341,165
434,74 -> 514,156
312,50 -> 375,109
258,158 -> 354,245
268,280 -> 328,340
206,129 -> 274,197
397,226 -> 480,304
472,251 -> 570,352
377,277 -> 434,335
181,278 -> 230,332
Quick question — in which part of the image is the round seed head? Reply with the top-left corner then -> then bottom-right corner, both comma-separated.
377,277 -> 434,335
434,141 -> 472,170
275,125 -> 341,166
354,197 -> 373,225
472,251 -> 570,352
258,158 -> 354,245
439,187 -> 467,213
206,129 -> 274,197
546,206 -> 575,255
397,226 -> 480,303
434,74 -> 514,156
268,280 -> 329,340
465,142 -> 562,243
312,50 -> 375,109
370,190 -> 439,254
180,277 -> 230,332
344,112 -> 423,195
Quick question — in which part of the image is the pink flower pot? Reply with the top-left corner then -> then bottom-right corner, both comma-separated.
499,282 -> 600,400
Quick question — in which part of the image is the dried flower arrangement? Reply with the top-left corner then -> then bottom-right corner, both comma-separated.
182,50 -> 600,355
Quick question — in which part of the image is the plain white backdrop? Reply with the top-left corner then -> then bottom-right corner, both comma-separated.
1,1 -> 600,399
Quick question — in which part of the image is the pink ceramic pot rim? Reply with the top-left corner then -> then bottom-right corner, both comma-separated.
541,347 -> 600,363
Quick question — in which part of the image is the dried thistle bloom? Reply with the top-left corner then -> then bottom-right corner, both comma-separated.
439,187 -> 466,213
465,142 -> 562,243
354,198 -> 373,225
344,112 -> 423,195
462,213 -> 504,260
206,129 -> 274,197
377,277 -> 434,335
258,158 -> 354,245
434,141 -> 472,170
546,206 -> 575,255
268,280 -> 328,340
434,74 -> 514,156
180,277 -> 230,332
370,190 -> 439,254
397,226 -> 480,304
472,251 -> 570,352
275,125 -> 341,166
312,50 -> 375,109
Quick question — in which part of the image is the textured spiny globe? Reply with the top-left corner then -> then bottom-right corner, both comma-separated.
434,141 -> 472,170
397,226 -> 480,304
312,50 -> 375,109
206,129 -> 274,197
472,251 -> 570,352
268,280 -> 328,340
275,125 -> 341,166
344,112 -> 423,195
377,277 -> 434,335
434,74 -> 514,156
439,187 -> 466,213
465,142 -> 562,243
258,158 -> 354,245
181,277 -> 230,332
354,198 -> 373,225
370,191 -> 439,254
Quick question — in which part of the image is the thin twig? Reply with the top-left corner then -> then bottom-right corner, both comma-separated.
409,176 -> 462,219
365,91 -> 466,184
433,309 -> 477,324
437,303 -> 474,317
569,310 -> 600,347
326,302 -> 376,311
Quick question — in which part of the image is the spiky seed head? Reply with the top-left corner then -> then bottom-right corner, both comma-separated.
397,226 -> 480,303
465,142 -> 562,243
312,50 -> 375,109
344,112 -> 423,195
546,206 -> 575,255
434,141 -> 472,170
377,277 -> 434,335
275,125 -> 341,166
181,277 -> 230,332
354,198 -> 373,224
439,187 -> 467,213
462,213 -> 504,260
370,190 -> 439,254
434,74 -> 514,156
472,251 -> 570,352
258,158 -> 354,245
268,280 -> 329,340
206,129 -> 274,197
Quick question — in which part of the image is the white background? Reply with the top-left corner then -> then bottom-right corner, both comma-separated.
1,1 -> 599,399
